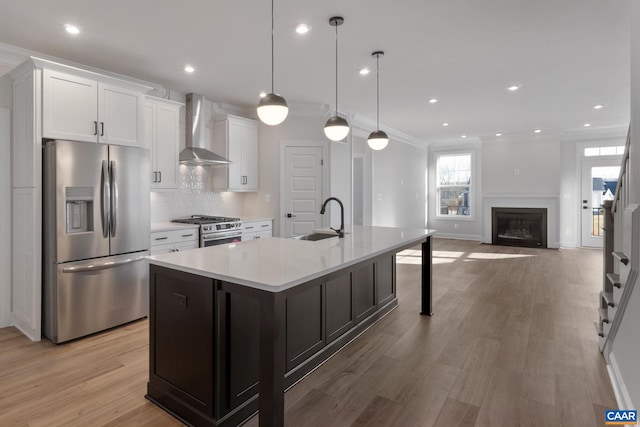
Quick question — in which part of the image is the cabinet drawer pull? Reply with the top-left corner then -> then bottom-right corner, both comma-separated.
181,234 -> 194,237
154,237 -> 168,241
245,226 -> 254,229
261,224 -> 270,227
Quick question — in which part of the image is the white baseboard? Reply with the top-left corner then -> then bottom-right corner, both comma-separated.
559,240 -> 578,248
434,232 -> 482,241
608,352 -> 636,410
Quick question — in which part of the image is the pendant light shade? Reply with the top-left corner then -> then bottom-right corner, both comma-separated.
368,51 -> 388,150
324,115 -> 350,141
325,16 -> 349,142
257,0 -> 288,126
367,130 -> 389,150
258,93 -> 288,125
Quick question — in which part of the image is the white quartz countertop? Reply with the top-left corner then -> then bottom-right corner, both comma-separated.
151,221 -> 200,232
148,225 -> 435,292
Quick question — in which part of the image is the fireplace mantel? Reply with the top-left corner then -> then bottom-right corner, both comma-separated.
482,195 -> 560,248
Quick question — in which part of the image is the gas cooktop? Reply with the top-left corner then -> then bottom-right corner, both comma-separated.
172,215 -> 241,225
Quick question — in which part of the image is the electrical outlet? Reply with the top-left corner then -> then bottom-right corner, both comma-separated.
454,223 -> 459,229
514,168 -> 520,175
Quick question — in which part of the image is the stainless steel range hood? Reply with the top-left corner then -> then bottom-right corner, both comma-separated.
179,93 -> 231,165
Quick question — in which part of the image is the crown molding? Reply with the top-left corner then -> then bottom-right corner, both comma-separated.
349,113 -> 427,149
560,124 -> 628,143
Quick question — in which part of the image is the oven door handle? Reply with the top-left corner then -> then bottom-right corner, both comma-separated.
202,232 -> 242,241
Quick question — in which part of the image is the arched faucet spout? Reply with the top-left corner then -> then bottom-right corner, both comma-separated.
320,197 -> 345,237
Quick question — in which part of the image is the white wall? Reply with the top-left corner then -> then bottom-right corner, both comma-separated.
482,138 -> 560,195
608,0 -> 640,410
0,74 -> 11,327
372,138 -> 427,229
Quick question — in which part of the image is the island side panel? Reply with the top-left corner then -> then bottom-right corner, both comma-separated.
147,265 -> 216,420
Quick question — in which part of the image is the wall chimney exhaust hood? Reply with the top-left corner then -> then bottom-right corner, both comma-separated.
180,93 -> 231,165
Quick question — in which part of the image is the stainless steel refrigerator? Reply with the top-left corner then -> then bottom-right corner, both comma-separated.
43,139 -> 150,343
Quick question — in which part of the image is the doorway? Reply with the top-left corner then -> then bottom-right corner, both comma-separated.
580,158 -> 620,248
280,145 -> 325,238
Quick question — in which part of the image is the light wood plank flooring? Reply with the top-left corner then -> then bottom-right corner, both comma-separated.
0,239 -> 617,426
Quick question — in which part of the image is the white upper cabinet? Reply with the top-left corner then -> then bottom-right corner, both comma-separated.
212,115 -> 259,192
144,97 -> 182,190
42,70 -> 98,142
43,69 -> 145,147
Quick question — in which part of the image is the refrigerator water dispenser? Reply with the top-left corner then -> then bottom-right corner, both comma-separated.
65,187 -> 93,233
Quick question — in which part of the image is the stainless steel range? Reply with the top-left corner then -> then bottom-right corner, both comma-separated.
172,215 -> 242,247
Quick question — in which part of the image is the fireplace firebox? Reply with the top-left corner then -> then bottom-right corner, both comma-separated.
492,207 -> 547,248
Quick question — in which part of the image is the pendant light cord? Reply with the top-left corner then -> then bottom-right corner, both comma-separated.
376,54 -> 380,130
335,23 -> 339,115
271,0 -> 274,93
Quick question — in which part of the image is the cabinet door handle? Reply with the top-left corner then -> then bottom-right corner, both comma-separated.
93,121 -> 98,136
100,122 -> 105,136
153,171 -> 157,183
158,171 -> 162,183
154,236 -> 168,241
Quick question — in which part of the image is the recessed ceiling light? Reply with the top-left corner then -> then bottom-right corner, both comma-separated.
428,98 -> 438,104
507,85 -> 520,91
593,104 -> 604,110
359,68 -> 370,76
65,24 -> 80,35
584,123 -> 591,127
495,133 -> 503,137
534,129 -> 542,133
184,65 -> 195,73
442,122 -> 449,127
461,135 -> 467,138
295,24 -> 310,34
259,92 -> 267,98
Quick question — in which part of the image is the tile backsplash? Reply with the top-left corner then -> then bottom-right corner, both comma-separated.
150,164 -> 240,221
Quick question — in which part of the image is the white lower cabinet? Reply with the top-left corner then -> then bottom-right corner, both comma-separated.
151,228 -> 199,255
242,219 -> 273,241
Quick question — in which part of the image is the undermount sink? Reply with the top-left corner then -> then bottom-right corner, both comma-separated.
292,233 -> 338,241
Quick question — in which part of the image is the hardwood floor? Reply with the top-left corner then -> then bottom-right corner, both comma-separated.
0,239 -> 616,426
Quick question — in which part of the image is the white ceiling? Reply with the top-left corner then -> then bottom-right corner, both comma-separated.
0,0 -> 631,145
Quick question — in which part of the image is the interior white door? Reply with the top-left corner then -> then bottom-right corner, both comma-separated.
581,158 -> 620,247
282,146 -> 323,238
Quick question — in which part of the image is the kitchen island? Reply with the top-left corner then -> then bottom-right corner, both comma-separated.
146,225 -> 435,427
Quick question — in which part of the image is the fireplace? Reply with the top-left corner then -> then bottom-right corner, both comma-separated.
492,207 -> 547,248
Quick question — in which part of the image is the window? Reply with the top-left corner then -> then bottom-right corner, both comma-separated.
436,153 -> 471,217
584,146 -> 624,157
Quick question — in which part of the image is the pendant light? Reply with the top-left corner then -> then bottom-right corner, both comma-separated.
257,0 -> 288,126
324,16 -> 350,141
368,51 -> 389,150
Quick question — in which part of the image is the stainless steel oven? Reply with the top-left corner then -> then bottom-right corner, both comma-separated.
201,229 -> 242,247
172,215 -> 242,248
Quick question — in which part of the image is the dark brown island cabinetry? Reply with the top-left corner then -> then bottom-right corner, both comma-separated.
147,253 -> 398,427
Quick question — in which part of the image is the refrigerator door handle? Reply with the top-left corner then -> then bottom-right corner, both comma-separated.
62,254 -> 147,273
101,160 -> 111,238
110,160 -> 118,237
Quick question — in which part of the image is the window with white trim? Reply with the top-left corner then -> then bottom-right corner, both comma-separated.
436,153 -> 471,217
